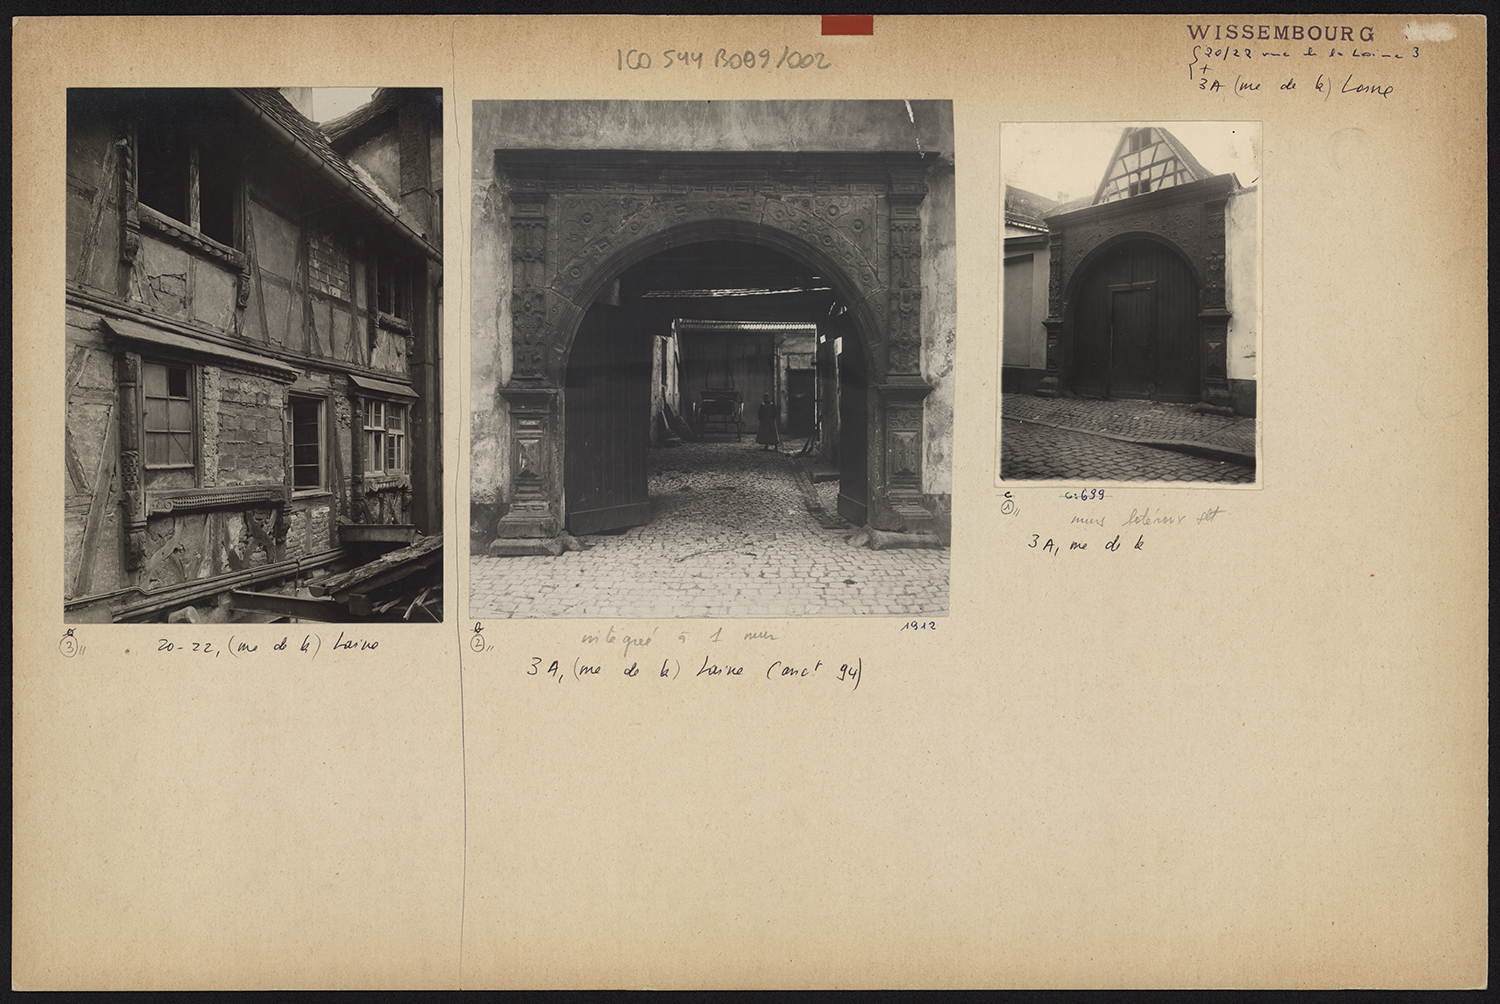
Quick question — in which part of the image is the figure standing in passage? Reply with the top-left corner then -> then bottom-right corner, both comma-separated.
755,392 -> 780,451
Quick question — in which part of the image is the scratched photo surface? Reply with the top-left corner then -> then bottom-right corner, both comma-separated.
999,120 -> 1261,487
469,99 -> 955,619
64,87 -> 446,626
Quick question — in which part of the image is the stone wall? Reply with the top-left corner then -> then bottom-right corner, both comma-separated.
215,372 -> 289,487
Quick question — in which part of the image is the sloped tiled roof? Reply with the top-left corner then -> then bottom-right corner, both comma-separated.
1046,195 -> 1094,218
236,87 -> 398,224
320,88 -> 400,147
1004,185 -> 1060,231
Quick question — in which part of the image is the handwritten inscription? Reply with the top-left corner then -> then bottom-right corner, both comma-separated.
89,632 -> 339,659
619,46 -> 833,71
1188,24 -> 1409,97
1030,534 -> 1145,557
1026,504 -> 1225,557
523,654 -> 863,692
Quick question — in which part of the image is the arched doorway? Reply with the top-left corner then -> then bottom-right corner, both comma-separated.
560,238 -> 871,534
491,149 -> 936,545
1067,237 -> 1200,402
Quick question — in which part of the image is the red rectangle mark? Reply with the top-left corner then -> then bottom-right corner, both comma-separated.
822,15 -> 874,35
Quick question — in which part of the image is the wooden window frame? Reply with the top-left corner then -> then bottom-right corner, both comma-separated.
289,393 -> 328,494
362,398 -> 409,476
140,359 -> 198,472
134,119 -> 241,254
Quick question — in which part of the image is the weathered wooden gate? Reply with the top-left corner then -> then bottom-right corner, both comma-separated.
563,305 -> 651,534
1069,240 -> 1200,402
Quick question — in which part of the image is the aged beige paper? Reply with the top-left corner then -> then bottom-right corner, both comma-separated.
12,15 -> 1487,989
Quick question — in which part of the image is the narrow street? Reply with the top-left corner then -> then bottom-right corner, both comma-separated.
470,439 -> 949,619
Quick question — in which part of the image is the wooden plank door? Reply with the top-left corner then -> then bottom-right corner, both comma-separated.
836,341 -> 868,526
1110,283 -> 1155,399
564,306 -> 651,535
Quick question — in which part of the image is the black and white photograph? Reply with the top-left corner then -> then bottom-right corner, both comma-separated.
63,87 -> 444,623
999,121 -> 1260,484
468,100 -> 956,618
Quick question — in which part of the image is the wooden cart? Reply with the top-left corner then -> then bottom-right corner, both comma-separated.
695,389 -> 744,439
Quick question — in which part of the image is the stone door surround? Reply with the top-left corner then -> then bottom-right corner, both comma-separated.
487,149 -> 938,540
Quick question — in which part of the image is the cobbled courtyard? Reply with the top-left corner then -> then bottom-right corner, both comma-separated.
470,438 -> 949,619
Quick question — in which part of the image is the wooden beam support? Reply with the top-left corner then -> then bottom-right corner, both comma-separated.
230,589 -> 349,622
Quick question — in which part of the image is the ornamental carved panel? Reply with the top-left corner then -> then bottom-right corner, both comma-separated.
498,151 -> 931,388
1064,204 -> 1206,288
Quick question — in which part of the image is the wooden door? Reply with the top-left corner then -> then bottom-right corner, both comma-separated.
1110,283 -> 1155,399
564,306 -> 651,535
836,339 -> 868,526
1071,239 -> 1200,402
786,368 -> 815,436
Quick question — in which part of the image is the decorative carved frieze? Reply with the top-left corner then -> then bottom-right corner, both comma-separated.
145,484 -> 289,515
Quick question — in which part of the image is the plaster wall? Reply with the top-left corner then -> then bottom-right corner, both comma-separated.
919,159 -> 957,499
1003,240 -> 1050,370
1225,186 -> 1259,383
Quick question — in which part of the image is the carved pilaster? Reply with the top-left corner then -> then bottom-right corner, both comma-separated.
1038,231 -> 1064,397
509,191 -> 550,379
1203,199 -> 1228,310
496,386 -> 560,538
887,191 -> 925,376
115,352 -> 148,570
869,376 -> 934,533
119,121 -> 140,264
1196,308 -> 1235,414
1194,197 -> 1234,412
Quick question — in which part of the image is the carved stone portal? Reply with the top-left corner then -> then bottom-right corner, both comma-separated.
491,150 -> 937,541
1041,174 -> 1236,409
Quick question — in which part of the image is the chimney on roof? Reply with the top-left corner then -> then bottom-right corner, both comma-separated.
1057,192 -> 1069,203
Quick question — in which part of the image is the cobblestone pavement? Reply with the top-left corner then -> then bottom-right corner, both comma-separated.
470,438 -> 949,619
1002,393 -> 1256,458
1000,418 -> 1255,483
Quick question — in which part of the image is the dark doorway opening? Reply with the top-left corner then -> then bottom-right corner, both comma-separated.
561,239 -> 867,535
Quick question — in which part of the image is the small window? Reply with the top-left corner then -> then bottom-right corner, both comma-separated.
376,256 -> 411,320
290,396 -> 325,491
142,361 -> 195,468
136,119 -> 237,248
363,399 -> 409,475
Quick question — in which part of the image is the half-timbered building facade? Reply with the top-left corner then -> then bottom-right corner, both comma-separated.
64,88 -> 442,622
